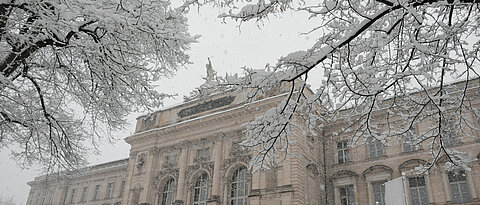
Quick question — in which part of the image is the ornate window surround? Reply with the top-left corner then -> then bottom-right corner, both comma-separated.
362,165 -> 393,205
155,177 -> 177,205
332,170 -> 358,205
223,162 -> 252,205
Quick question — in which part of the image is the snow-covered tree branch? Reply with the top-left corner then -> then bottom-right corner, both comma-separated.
190,0 -> 480,171
0,0 -> 196,170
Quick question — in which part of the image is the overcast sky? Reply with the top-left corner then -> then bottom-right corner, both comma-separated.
0,5 -> 321,204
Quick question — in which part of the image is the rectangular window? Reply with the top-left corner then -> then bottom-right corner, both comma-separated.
372,181 -> 386,205
119,180 -> 126,197
337,140 -> 350,164
339,185 -> 354,205
408,176 -> 429,205
442,120 -> 457,146
80,187 -> 88,202
69,189 -> 76,204
196,148 -> 210,160
93,185 -> 100,200
448,171 -> 472,203
368,138 -> 383,159
165,154 -> 177,165
106,182 -> 115,199
402,127 -> 417,152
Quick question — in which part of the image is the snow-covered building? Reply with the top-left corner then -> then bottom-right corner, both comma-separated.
26,79 -> 322,205
26,75 -> 480,205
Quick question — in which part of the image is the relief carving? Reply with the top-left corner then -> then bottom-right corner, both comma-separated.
136,153 -> 147,169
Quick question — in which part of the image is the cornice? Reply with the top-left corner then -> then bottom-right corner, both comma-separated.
125,94 -> 286,145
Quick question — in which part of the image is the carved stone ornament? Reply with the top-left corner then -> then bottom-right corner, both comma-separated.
223,155 -> 252,172
154,169 -> 179,190
186,162 -> 214,177
178,96 -> 235,118
142,112 -> 156,128
149,147 -> 161,155
136,153 -> 147,169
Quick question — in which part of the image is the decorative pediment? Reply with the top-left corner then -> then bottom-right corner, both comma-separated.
398,159 -> 428,172
154,169 -> 179,190
332,170 -> 358,179
224,155 -> 252,171
186,162 -> 214,177
157,169 -> 179,180
362,165 -> 393,178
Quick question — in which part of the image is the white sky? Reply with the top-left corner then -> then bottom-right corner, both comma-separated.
0,5 -> 322,204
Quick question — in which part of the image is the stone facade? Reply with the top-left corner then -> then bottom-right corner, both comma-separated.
27,81 -> 480,205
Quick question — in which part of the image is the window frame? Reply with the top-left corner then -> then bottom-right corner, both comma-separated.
368,138 -> 384,159
408,176 -> 429,205
337,140 -> 350,164
93,184 -> 101,201
448,170 -> 472,203
230,166 -> 248,205
339,185 -> 355,205
106,182 -> 116,199
160,178 -> 175,205
372,181 -> 386,205
80,186 -> 88,202
193,173 -> 209,205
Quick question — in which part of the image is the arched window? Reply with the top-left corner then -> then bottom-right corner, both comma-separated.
193,173 -> 208,205
161,178 -> 175,205
230,166 -> 248,205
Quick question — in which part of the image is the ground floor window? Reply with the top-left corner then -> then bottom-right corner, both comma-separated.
372,181 -> 386,205
339,185 -> 354,205
408,176 -> 429,205
448,170 -> 472,203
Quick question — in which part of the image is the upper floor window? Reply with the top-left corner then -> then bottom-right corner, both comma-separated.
448,170 -> 472,203
93,184 -> 100,200
161,178 -> 175,205
165,154 -> 177,166
339,185 -> 354,205
230,166 -> 248,205
119,180 -> 126,197
106,182 -> 115,199
441,120 -> 457,146
80,187 -> 88,202
69,189 -> 76,204
408,176 -> 429,205
193,173 -> 209,205
402,126 -> 417,152
337,140 -> 350,164
372,181 -> 386,205
368,138 -> 383,159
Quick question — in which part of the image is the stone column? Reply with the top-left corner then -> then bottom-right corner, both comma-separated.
208,139 -> 224,205
55,184 -> 69,205
144,148 -> 160,204
175,148 -> 188,204
441,172 -> 452,202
